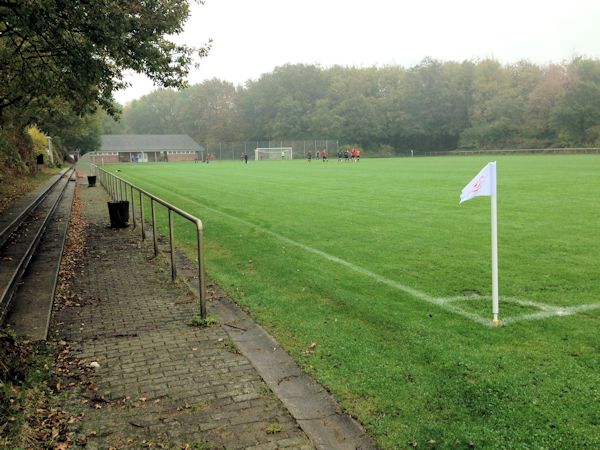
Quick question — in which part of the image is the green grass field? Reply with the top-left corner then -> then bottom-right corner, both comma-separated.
104,155 -> 599,449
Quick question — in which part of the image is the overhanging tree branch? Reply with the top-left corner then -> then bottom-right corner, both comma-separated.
0,0 -> 210,127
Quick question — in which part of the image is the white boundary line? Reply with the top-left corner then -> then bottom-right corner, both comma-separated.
502,303 -> 600,324
130,179 -> 600,327
443,295 -> 558,310
442,295 -> 600,324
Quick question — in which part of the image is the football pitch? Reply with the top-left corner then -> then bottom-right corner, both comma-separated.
108,155 -> 599,448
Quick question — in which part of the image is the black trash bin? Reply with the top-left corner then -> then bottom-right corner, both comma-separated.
87,175 -> 96,187
107,201 -> 129,228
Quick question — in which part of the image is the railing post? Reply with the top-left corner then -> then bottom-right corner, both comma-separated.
131,185 -> 136,229
168,209 -> 176,281
92,163 -> 207,319
139,191 -> 145,240
151,199 -> 158,257
197,223 -> 207,318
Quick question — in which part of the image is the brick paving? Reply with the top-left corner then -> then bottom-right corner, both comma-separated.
50,182 -> 313,449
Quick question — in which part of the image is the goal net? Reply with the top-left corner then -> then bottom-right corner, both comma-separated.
254,147 -> 293,161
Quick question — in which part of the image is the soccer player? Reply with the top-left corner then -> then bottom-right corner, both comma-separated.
244,153 -> 248,164
356,148 -> 361,162
322,150 -> 328,162
307,151 -> 312,162
281,151 -> 285,160
338,151 -> 343,162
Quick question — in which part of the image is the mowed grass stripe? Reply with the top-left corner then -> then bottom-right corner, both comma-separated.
126,166 -> 600,325
118,155 -> 600,308
109,156 -> 600,449
119,176 -> 494,326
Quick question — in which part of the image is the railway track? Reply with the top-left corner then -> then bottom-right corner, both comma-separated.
0,167 -> 76,339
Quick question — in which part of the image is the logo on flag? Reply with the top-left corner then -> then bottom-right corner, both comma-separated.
460,162 -> 496,204
470,175 -> 484,193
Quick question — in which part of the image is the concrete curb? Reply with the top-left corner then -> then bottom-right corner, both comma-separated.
210,297 -> 378,450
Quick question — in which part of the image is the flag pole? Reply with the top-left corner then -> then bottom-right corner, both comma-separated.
459,160 -> 501,325
491,189 -> 500,325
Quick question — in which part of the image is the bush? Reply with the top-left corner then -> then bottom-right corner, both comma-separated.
0,127 -> 35,175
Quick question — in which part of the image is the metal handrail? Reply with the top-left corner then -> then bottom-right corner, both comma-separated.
91,164 -> 207,318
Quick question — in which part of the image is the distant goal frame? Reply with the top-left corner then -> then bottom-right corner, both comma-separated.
254,147 -> 293,160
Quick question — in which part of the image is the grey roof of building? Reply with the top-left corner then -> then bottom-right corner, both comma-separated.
101,135 -> 204,152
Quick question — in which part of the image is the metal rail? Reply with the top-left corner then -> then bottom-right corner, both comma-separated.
0,168 -> 75,322
0,168 -> 70,249
91,164 -> 207,318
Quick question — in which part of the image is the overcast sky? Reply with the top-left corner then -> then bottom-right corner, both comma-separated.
114,0 -> 600,104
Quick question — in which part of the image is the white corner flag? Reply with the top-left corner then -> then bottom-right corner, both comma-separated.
459,162 -> 501,325
460,162 -> 496,204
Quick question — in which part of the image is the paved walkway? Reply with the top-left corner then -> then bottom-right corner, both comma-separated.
50,180 -> 375,449
51,182 -> 312,449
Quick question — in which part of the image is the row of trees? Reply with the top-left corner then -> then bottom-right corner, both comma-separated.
0,0 -> 208,173
2,1 -> 599,160
114,58 -> 600,153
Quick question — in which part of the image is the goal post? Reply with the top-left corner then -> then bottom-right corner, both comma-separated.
254,147 -> 293,161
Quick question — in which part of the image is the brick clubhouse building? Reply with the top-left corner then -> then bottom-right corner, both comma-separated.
92,135 -> 204,163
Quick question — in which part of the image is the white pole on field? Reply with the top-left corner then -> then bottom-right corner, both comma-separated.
459,161 -> 500,325
491,192 -> 499,324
